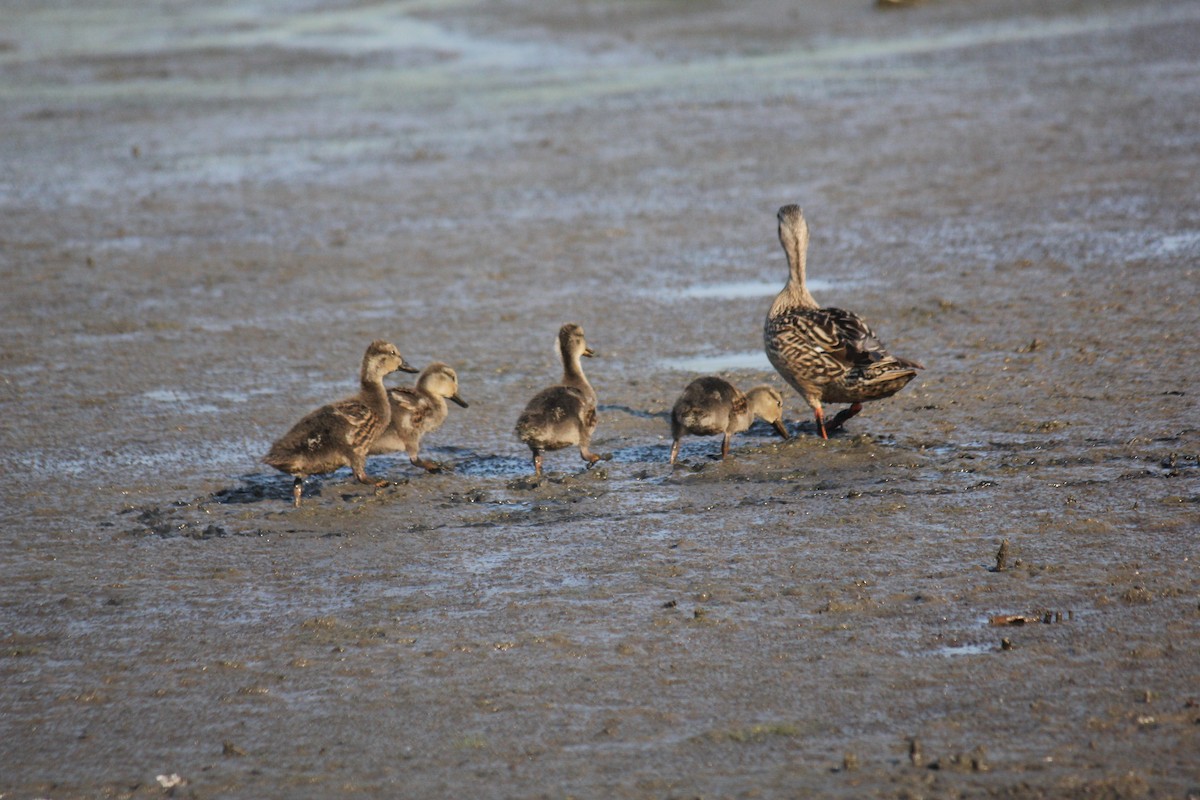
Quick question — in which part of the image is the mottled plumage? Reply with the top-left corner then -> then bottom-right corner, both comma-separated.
764,205 -> 923,438
263,340 -> 417,506
670,376 -> 789,465
371,362 -> 468,472
515,323 -> 603,476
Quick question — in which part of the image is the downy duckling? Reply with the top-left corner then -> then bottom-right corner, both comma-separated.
263,340 -> 417,507
370,362 -> 468,473
669,376 -> 789,465
515,323 -> 602,477
764,205 -> 923,439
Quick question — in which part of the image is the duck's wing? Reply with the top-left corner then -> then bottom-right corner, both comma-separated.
767,307 -> 859,378
820,307 -> 925,371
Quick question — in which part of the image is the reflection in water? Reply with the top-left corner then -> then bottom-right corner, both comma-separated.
660,351 -> 773,372
934,642 -> 992,657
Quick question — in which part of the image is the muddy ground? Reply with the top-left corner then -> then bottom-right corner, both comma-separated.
1,0 -> 1198,797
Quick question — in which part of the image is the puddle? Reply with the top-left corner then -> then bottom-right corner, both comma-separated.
453,454 -> 535,479
140,386 -> 284,415
659,351 -> 774,373
32,438 -> 258,478
607,443 -> 673,465
934,642 -> 992,657
1152,231 -> 1200,257
673,278 -> 840,300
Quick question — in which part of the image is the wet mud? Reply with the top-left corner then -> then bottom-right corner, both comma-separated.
2,0 -> 1198,797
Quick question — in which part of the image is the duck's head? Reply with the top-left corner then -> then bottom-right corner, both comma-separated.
364,339 -> 418,378
418,362 -> 469,408
746,385 -> 789,439
557,323 -> 596,360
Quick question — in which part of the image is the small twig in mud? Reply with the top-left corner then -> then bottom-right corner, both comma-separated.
990,610 -> 1070,626
908,737 -> 923,767
989,614 -> 1039,626
929,746 -> 990,773
993,539 -> 1010,572
1016,338 -> 1043,353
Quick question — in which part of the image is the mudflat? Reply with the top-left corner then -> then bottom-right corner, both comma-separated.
1,1 -> 1197,797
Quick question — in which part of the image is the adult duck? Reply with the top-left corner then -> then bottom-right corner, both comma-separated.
764,205 -> 923,439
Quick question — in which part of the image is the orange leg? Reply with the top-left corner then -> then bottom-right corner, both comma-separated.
813,406 -> 829,440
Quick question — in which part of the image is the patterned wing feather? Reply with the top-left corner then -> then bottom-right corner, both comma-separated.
388,387 -> 430,429
730,392 -> 748,419
767,308 -> 855,382
331,398 -> 384,449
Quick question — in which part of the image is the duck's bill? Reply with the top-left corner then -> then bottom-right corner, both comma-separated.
398,360 -> 420,374
450,394 -> 469,408
772,419 -> 790,439
583,347 -> 597,358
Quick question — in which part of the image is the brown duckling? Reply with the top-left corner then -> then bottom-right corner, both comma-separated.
514,323 -> 602,477
370,362 -> 468,473
670,376 -> 789,465
764,205 -> 923,439
263,340 -> 417,506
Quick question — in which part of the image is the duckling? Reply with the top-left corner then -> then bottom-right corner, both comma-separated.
263,340 -> 417,507
764,205 -> 923,439
370,362 -> 468,473
669,377 -> 790,465
515,323 -> 602,477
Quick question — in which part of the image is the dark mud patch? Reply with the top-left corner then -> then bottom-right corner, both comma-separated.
119,504 -> 266,540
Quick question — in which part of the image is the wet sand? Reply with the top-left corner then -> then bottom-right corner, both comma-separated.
1,0 -> 1198,797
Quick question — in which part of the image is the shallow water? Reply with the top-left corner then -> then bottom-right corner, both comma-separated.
659,350 -> 776,373
2,0 -> 1199,797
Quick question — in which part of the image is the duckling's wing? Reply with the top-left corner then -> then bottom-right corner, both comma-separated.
731,392 -> 748,418
328,398 -> 372,431
519,385 -> 588,421
387,387 -> 425,428
264,402 -> 360,473
321,399 -> 387,450
387,387 -> 423,412
516,385 -> 595,446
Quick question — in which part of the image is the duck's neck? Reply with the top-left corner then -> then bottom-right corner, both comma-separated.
561,349 -> 595,405
771,219 -> 817,315
360,366 -> 392,425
